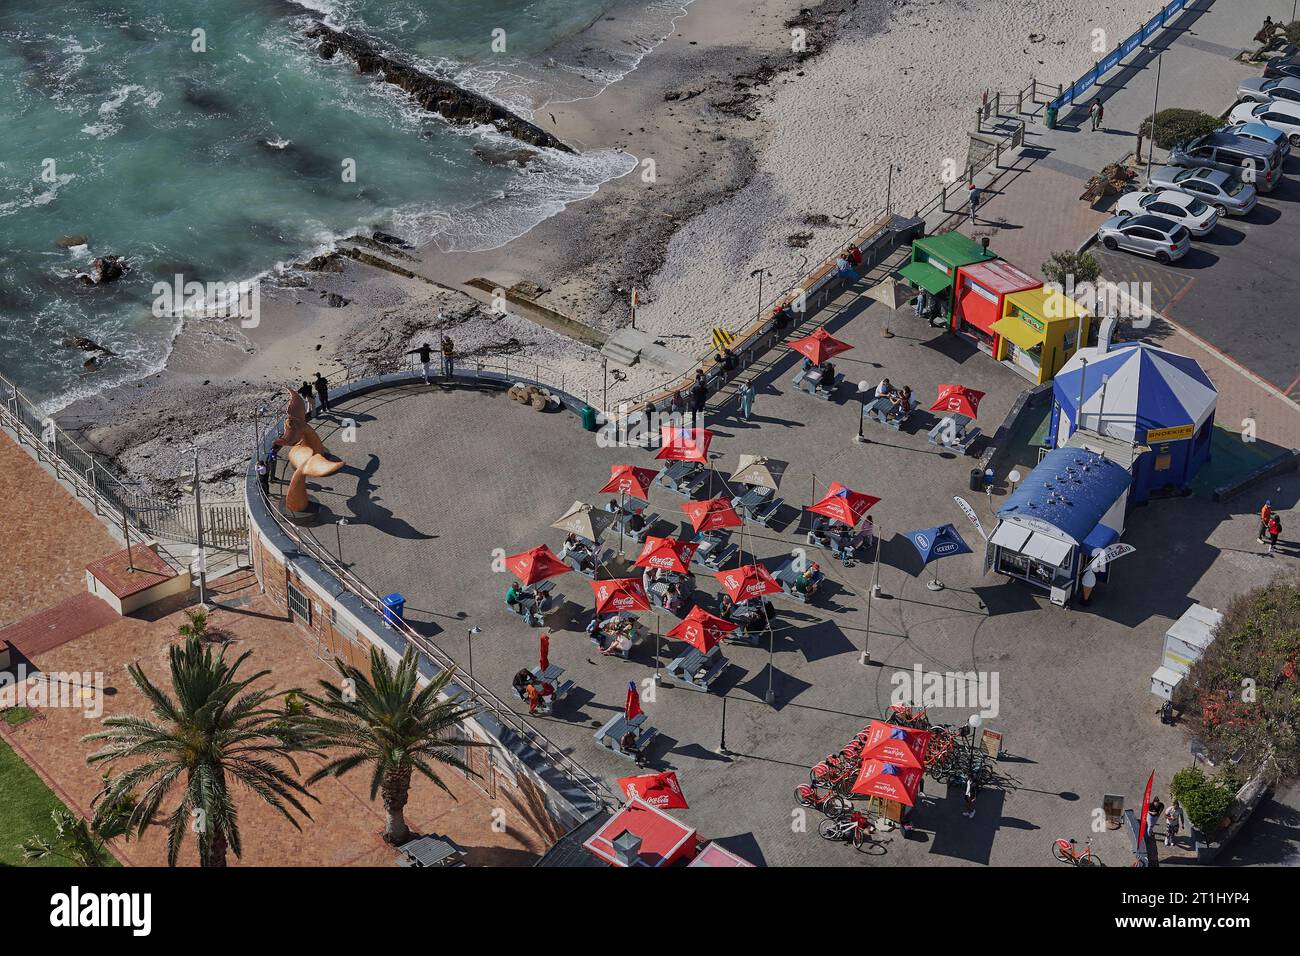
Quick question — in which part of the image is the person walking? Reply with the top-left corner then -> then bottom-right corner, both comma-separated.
407,342 -> 433,383
967,183 -> 982,222
961,774 -> 978,818
1146,795 -> 1165,840
738,380 -> 756,421
1164,800 -> 1184,848
440,334 -> 456,378
313,371 -> 330,412
297,379 -> 314,413
691,378 -> 708,416
1258,499 -> 1272,542
1267,512 -> 1282,555
1089,99 -> 1104,132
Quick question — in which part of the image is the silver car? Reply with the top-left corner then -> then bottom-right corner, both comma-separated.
1112,189 -> 1219,236
1237,76 -> 1300,104
1096,214 -> 1191,264
1147,166 -> 1258,216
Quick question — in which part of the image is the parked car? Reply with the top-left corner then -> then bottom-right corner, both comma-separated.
1166,131 -> 1282,192
1229,98 -> 1300,148
1096,214 -> 1191,264
1148,166 -> 1258,216
1112,190 -> 1219,236
1237,75 -> 1300,105
1221,120 -> 1291,159
1262,55 -> 1300,80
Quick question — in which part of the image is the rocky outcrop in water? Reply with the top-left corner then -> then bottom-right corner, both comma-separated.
303,23 -> 574,154
77,256 -> 129,285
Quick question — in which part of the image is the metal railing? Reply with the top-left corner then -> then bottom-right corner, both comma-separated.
0,369 -> 246,552
250,475 -> 616,812
1050,0 -> 1190,109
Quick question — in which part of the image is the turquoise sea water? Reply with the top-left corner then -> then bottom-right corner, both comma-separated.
0,1 -> 683,407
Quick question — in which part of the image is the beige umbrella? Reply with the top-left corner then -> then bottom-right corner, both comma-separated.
731,455 -> 788,491
865,276 -> 916,310
551,501 -> 616,543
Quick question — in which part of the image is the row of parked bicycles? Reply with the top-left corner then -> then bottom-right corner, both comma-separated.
794,705 -> 997,844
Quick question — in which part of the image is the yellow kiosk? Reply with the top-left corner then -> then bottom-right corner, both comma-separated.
991,287 -> 1092,384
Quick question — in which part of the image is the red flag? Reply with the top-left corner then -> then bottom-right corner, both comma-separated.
539,633 -> 550,672
625,681 -> 642,721
1137,770 -> 1155,847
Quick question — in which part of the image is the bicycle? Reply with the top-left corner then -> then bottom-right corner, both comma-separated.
1052,837 -> 1102,867
818,809 -> 877,849
795,783 -> 850,818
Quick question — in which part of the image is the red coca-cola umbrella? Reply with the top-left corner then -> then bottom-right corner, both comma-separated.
616,771 -> 689,810
666,606 -> 736,654
504,545 -> 573,586
860,720 -> 931,771
539,633 -> 550,672
680,497 -> 743,533
929,383 -> 985,419
850,758 -> 924,806
591,577 -> 652,616
714,563 -> 782,602
807,481 -> 880,528
600,464 -> 659,501
790,327 -> 853,365
634,536 -> 699,574
656,425 -> 712,463
625,680 -> 643,720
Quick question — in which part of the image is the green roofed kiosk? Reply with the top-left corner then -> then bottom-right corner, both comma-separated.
899,232 -> 997,328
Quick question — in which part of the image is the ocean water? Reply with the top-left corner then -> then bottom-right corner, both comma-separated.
0,0 -> 686,409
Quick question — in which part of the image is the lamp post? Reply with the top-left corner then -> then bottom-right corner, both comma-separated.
191,447 -> 207,609
968,713 -> 983,779
1145,53 -> 1163,184
750,267 -> 768,326
855,380 -> 871,444
335,517 -> 348,564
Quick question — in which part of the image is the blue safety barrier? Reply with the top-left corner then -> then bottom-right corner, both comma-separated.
1051,0 -> 1187,110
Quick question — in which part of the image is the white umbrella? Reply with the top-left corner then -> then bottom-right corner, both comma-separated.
731,455 -> 788,491
551,501 -> 616,543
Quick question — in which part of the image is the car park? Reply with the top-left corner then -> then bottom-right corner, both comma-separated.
1166,131 -> 1282,192
1229,98 -> 1300,148
1112,190 -> 1219,236
1095,214 -> 1191,263
1262,55 -> 1300,80
1148,166 -> 1258,216
1221,120 -> 1291,159
1237,75 -> 1300,105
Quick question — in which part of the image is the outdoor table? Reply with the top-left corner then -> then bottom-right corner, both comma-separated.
596,712 -> 647,748
532,663 -> 564,684
661,460 -> 700,491
731,485 -> 772,517
667,646 -> 727,692
863,396 -> 892,423
692,532 -> 723,566
397,835 -> 465,868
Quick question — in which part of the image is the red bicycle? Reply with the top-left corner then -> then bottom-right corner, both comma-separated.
1052,837 -> 1102,867
795,783 -> 850,817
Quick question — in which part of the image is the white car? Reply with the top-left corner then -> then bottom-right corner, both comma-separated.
1229,98 -> 1300,148
1112,190 -> 1219,236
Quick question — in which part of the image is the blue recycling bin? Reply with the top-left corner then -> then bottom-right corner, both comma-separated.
382,592 -> 406,626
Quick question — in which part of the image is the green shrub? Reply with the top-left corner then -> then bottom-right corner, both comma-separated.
1170,766 -> 1236,836
1139,108 -> 1223,150
1040,250 -> 1100,289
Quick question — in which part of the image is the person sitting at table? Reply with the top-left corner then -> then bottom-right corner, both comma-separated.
628,508 -> 647,535
604,499 -> 623,515
800,356 -> 814,373
620,730 -> 648,767
718,593 -> 736,620
888,385 -> 912,420
820,360 -> 836,387
795,563 -> 823,596
875,377 -> 895,399
861,515 -> 875,548
512,669 -> 533,699
560,532 -> 595,572
833,524 -> 853,557
663,582 -> 684,615
506,582 -> 529,616
525,680 -> 544,714
809,522 -> 833,549
586,615 -> 607,649
600,629 -> 634,657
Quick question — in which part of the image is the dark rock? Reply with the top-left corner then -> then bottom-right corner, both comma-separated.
77,256 -> 129,285
63,335 -> 117,356
323,292 -> 350,308
56,234 -> 88,248
303,22 -> 574,153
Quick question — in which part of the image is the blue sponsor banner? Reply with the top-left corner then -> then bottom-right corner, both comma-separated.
1050,0 -> 1187,109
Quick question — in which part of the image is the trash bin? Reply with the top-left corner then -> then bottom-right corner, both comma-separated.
969,468 -> 983,492
580,404 -> 600,432
382,593 -> 406,626
1045,105 -> 1058,130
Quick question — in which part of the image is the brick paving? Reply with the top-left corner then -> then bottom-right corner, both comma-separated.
0,430 -> 554,867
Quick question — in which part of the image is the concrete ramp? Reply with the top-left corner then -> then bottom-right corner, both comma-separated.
602,328 -> 696,374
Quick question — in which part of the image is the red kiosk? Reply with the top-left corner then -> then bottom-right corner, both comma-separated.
951,259 -> 1041,356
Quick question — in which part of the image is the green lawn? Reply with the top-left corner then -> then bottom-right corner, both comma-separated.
0,736 -> 80,867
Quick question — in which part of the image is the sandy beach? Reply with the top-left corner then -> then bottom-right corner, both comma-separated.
58,0 -> 1161,496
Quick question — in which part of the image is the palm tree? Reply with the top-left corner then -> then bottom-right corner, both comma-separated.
83,635 -> 317,867
22,809 -> 117,867
303,646 -> 484,845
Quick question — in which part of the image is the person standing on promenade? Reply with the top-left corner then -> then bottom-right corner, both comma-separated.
256,460 -> 270,498
407,341 -> 433,383
739,380 -> 755,421
690,375 -> 708,416
297,379 -> 314,414
313,372 -> 330,412
967,183 -> 982,222
1267,512 -> 1282,554
441,334 -> 455,378
1089,99 -> 1104,131
1258,499 -> 1272,542
1164,800 -> 1184,848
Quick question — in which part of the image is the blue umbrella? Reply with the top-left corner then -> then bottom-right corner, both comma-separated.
904,524 -> 972,591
